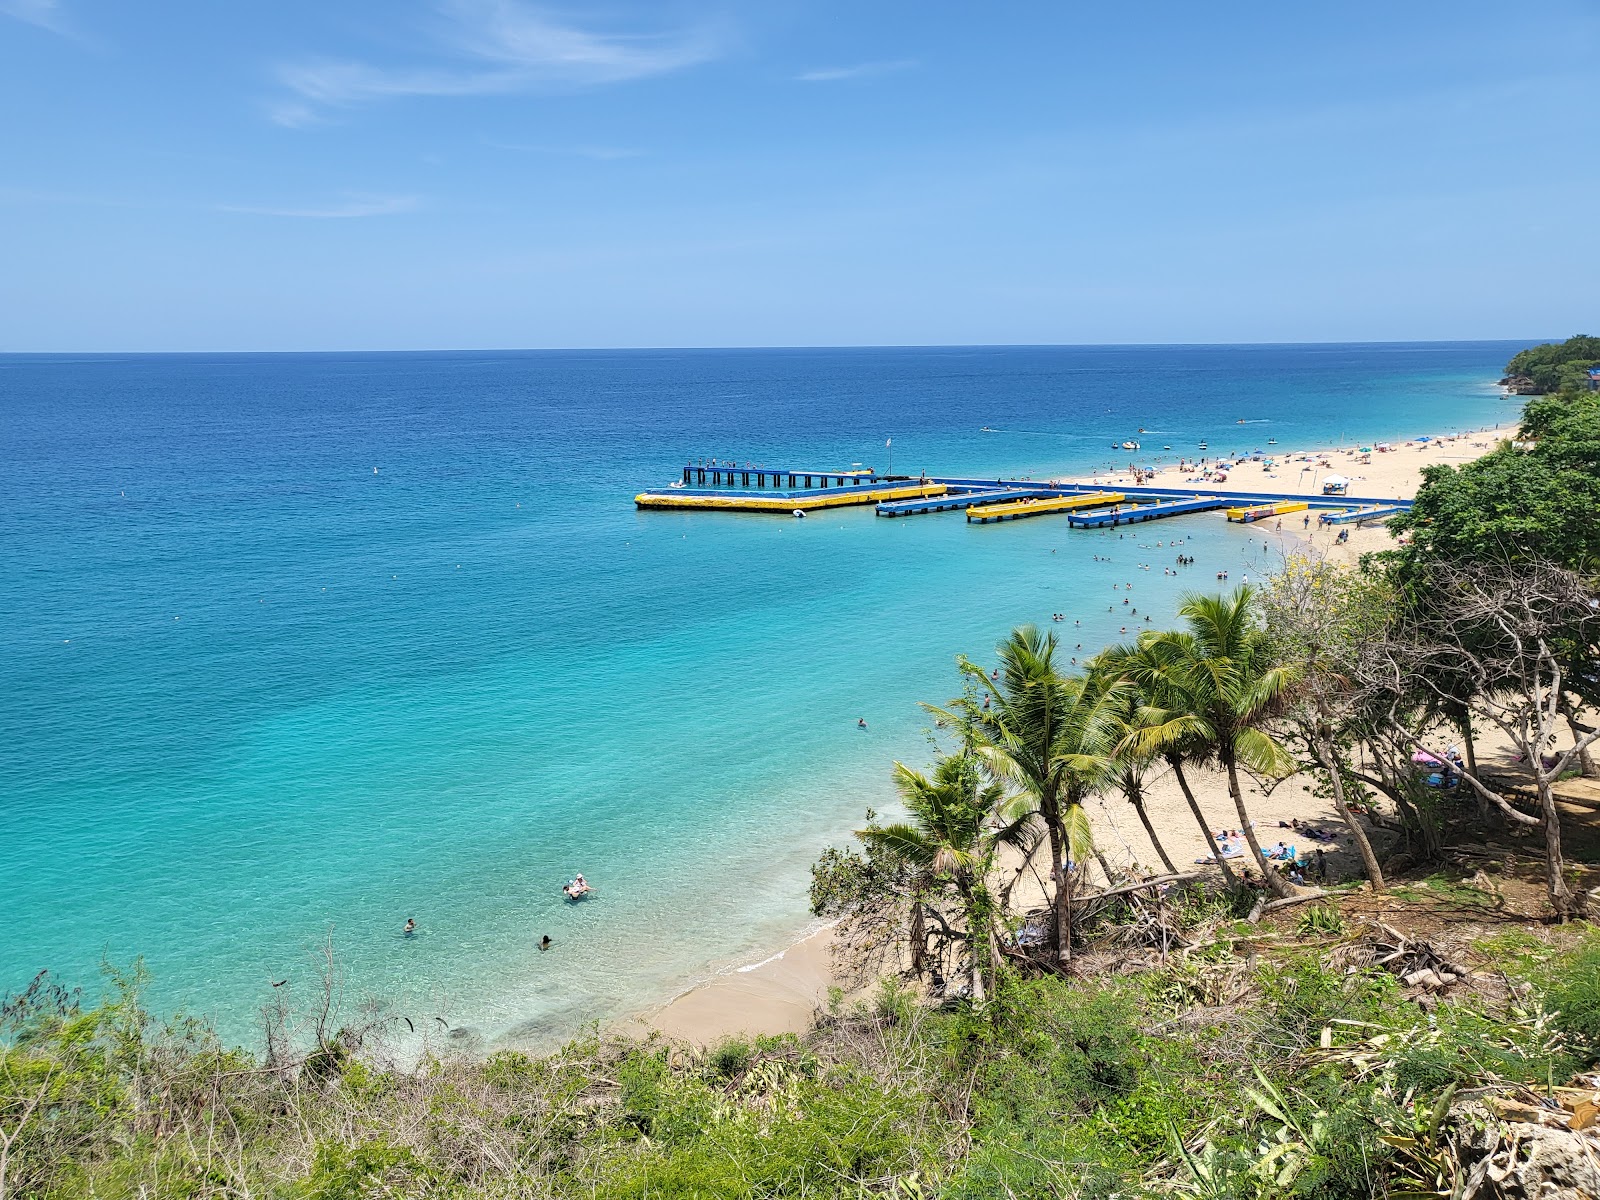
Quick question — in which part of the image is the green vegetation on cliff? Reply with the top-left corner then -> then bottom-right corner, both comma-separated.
1503,334 -> 1600,396
5,913 -> 1600,1198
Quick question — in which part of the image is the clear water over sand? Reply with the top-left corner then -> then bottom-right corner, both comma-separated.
0,343 -> 1520,1043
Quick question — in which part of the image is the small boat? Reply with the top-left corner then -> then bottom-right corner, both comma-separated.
1121,440 -> 1140,451
980,426 -> 996,432
792,509 -> 806,519
1267,438 -> 1277,444
1198,441 -> 1208,450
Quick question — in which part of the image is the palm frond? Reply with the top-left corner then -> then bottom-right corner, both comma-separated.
858,823 -> 937,867
1233,726 -> 1297,779
1063,802 -> 1096,860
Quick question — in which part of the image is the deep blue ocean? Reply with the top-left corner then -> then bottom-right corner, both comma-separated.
0,343 -> 1521,1044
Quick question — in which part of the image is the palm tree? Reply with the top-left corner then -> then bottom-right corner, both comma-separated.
934,626 -> 1124,964
859,756 -> 1002,1000
1134,587 -> 1301,898
1103,640 -> 1240,888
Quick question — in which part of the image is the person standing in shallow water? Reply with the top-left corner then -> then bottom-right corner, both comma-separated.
403,918 -> 416,936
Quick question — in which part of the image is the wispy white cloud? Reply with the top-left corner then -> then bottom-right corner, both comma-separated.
272,0 -> 721,124
216,193 -> 420,219
796,59 -> 916,83
1,0 -> 83,40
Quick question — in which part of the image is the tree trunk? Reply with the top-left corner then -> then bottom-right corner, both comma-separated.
1093,848 -> 1119,887
1567,711 -> 1598,779
1058,858 -> 1077,964
1169,756 -> 1237,887
1128,779 -> 1178,874
1043,806 -> 1071,963
1224,758 -> 1294,898
1314,733 -> 1384,891
955,879 -> 986,1002
984,907 -> 1004,1002
909,901 -> 926,976
1459,709 -> 1491,824
1537,775 -> 1581,919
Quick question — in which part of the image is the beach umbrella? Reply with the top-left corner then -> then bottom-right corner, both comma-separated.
1358,446 -> 1372,453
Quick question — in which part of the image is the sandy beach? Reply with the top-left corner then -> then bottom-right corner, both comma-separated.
633,422 -> 1509,1046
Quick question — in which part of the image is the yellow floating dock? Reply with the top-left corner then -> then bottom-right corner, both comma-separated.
967,491 -> 1126,523
1225,500 -> 1309,523
635,483 -> 949,512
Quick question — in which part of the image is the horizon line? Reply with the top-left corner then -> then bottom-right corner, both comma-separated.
0,336 -> 1549,358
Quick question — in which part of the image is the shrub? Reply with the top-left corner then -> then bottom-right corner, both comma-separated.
1545,931 -> 1600,1059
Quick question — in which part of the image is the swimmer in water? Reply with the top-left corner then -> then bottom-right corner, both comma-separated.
403,918 -> 416,936
540,935 -> 552,951
858,718 -> 867,729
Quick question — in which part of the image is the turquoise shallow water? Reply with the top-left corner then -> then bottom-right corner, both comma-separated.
0,343 -> 1521,1044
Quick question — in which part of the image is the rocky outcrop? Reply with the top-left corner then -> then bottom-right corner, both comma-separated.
1454,1089 -> 1600,1199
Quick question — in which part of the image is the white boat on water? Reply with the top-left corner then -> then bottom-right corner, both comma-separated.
1121,440 -> 1140,451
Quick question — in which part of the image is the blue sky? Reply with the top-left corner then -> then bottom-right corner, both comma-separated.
1,0 -> 1595,351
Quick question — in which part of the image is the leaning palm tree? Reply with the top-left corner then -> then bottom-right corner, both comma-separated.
933,626 -> 1125,964
1133,587 -> 1301,898
860,755 -> 1003,1000
1102,639 -> 1240,888
1088,652 -> 1178,874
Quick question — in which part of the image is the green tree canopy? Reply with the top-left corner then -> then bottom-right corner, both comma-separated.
1504,334 -> 1600,394
1388,447 -> 1600,573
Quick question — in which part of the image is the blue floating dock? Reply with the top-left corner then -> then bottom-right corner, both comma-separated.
639,462 -> 1416,527
1319,504 -> 1409,525
1102,482 -> 1413,510
876,487 -> 1060,517
1068,496 -> 1228,527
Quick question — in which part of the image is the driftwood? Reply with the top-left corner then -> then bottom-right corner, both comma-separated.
1247,888 -> 1328,923
1326,920 -> 1476,993
1079,871 -> 1204,904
